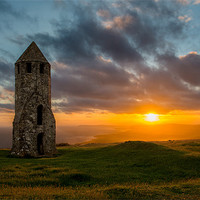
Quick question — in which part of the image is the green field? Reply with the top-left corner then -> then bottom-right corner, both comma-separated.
1,140 -> 200,199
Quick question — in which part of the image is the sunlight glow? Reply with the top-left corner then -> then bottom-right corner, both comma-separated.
145,113 -> 159,122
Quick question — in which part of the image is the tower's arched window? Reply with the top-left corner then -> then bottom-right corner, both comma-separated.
26,63 -> 32,73
37,105 -> 43,125
17,64 -> 20,74
40,63 -> 44,74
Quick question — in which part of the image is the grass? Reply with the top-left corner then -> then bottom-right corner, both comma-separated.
0,140 -> 200,199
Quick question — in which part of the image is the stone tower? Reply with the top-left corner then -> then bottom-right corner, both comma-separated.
11,41 -> 56,157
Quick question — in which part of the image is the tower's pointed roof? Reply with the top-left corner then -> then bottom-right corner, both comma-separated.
16,41 -> 48,63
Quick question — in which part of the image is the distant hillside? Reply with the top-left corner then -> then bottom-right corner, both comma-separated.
89,124 -> 200,143
0,127 -> 12,148
1,124 -> 200,148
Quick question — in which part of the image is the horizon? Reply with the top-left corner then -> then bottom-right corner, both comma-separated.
1,123 -> 200,148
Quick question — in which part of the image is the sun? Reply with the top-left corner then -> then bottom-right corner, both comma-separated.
145,113 -> 159,122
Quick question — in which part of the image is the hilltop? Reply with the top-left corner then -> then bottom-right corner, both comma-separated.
0,140 -> 200,199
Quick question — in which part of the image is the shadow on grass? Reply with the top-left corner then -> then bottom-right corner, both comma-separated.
59,172 -> 95,186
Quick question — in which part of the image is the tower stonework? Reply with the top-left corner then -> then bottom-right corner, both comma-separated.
11,42 -> 56,157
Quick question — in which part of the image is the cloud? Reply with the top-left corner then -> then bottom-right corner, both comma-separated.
178,15 -> 192,23
9,0 -> 199,114
102,15 -> 134,30
0,60 -> 14,112
0,0 -> 19,17
159,52 -> 200,86
0,103 -> 14,111
0,0 -> 35,20
176,0 -> 192,5
0,60 -> 14,89
154,51 -> 200,110
97,9 -> 111,18
193,0 -> 200,4
53,0 -> 67,8
0,0 -> 37,32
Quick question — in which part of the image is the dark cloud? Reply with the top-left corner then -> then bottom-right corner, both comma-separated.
0,104 -> 14,111
8,0 -> 199,114
0,0 -> 36,21
159,53 -> 200,86
0,60 -> 14,89
52,60 -> 134,98
0,0 -> 18,17
0,48 -> 15,60
0,60 -> 14,112
0,0 -> 36,31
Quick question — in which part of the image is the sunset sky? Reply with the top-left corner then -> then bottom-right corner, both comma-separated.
1,0 -> 200,147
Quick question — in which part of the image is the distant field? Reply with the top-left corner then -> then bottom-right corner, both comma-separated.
1,140 -> 200,199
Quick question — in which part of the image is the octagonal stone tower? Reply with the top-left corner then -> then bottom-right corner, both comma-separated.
11,41 -> 56,157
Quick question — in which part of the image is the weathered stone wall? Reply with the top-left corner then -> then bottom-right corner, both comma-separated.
11,42 -> 56,157
15,61 -> 50,112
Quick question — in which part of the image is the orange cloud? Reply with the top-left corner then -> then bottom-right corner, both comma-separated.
98,56 -> 112,63
102,15 -> 134,30
0,86 -> 14,105
179,51 -> 198,59
176,0 -> 191,5
193,0 -> 200,4
97,9 -> 110,18
51,61 -> 69,70
178,15 -> 192,23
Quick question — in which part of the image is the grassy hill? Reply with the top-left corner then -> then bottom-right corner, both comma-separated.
1,140 -> 200,199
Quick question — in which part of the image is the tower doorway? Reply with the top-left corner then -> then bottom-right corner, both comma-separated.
37,133 -> 44,155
